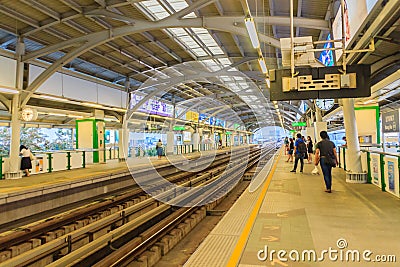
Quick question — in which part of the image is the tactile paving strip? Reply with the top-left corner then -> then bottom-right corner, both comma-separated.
184,154 -> 278,267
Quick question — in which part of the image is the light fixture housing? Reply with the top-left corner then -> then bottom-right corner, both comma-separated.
244,17 -> 260,49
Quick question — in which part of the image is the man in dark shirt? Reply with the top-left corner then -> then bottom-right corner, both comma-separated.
291,133 -> 305,173
314,131 -> 339,193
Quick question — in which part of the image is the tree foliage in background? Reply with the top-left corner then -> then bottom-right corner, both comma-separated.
20,128 -> 49,151
0,127 -> 10,155
48,129 -> 73,150
0,127 -> 73,156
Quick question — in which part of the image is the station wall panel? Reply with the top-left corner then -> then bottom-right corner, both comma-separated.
30,65 -> 63,95
98,84 -> 125,108
29,65 -> 128,108
0,56 -> 16,88
63,75 -> 97,102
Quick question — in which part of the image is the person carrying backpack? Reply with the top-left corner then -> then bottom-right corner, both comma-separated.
291,133 -> 307,173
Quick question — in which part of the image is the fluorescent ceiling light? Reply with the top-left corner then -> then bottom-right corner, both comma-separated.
0,87 -> 18,94
36,94 -> 70,102
82,102 -> 104,108
258,57 -> 268,73
362,99 -> 377,104
244,17 -> 260,49
266,78 -> 271,88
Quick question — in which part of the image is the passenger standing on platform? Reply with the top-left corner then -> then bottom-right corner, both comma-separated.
218,139 -> 222,149
314,131 -> 339,193
342,136 -> 347,147
284,137 -> 289,154
290,133 -> 306,173
156,139 -> 163,159
307,136 -> 314,164
19,145 -> 32,177
286,138 -> 294,162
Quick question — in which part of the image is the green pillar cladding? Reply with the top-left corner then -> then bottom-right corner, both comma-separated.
380,154 -> 386,192
66,152 -> 71,170
47,153 -> 53,173
343,147 -> 346,171
0,156 -> 3,179
82,151 -> 86,168
92,119 -> 99,163
354,106 -> 380,144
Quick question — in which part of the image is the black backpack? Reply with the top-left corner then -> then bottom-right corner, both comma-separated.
297,141 -> 307,154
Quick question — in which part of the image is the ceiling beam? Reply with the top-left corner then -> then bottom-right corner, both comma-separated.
20,0 -> 61,20
168,0 -> 217,19
22,14 -> 328,62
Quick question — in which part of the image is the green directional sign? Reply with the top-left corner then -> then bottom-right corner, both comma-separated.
292,121 -> 306,127
173,126 -> 186,131
226,131 -> 232,135
290,130 -> 296,134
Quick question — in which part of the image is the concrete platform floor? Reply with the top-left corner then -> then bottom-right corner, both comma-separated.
239,152 -> 400,267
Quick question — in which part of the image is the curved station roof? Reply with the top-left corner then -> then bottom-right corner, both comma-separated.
0,0 -> 398,131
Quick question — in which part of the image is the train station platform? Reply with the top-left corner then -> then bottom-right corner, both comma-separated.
0,148 -> 233,195
185,149 -> 400,266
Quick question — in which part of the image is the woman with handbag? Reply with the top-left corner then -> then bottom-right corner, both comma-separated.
314,131 -> 338,193
19,145 -> 33,177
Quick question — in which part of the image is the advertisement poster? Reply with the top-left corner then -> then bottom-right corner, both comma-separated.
332,0 -> 378,59
387,160 -> 395,193
318,34 -> 334,66
371,156 -> 380,187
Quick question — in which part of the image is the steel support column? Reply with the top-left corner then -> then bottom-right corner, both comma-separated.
7,38 -> 24,178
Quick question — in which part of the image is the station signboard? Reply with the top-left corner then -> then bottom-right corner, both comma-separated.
199,113 -> 210,124
215,118 -> 226,127
130,94 -> 173,117
382,110 -> 399,133
185,111 -> 199,122
292,122 -> 307,127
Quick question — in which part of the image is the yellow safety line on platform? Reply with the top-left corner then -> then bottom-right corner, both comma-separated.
227,150 -> 281,266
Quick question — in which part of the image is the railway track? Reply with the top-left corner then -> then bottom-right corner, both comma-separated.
0,145 -> 276,267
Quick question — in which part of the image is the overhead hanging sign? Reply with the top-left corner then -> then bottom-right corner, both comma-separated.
199,113 -> 210,124
382,110 -> 399,133
186,111 -> 199,122
292,121 -> 307,127
130,94 -> 173,117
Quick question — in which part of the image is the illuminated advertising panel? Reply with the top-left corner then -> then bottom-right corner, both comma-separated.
185,111 -> 199,122
332,0 -> 378,59
209,116 -> 215,126
199,113 -> 210,124
215,118 -> 226,127
318,34 -> 334,67
129,94 -> 173,117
